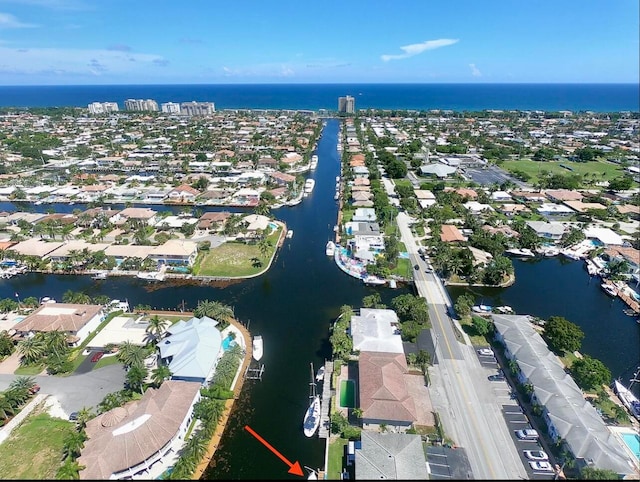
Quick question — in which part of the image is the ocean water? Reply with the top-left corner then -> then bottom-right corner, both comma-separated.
0,83 -> 637,112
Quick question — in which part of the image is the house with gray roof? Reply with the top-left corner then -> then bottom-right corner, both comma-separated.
491,314 -> 637,477
355,431 -> 428,480
419,163 -> 457,178
525,220 -> 566,240
157,316 -> 222,384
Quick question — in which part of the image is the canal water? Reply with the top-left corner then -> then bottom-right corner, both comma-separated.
0,118 -> 638,477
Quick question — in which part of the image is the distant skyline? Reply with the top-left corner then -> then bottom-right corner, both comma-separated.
0,0 -> 638,86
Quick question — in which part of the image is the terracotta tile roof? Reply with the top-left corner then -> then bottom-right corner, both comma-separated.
440,224 -> 465,242
13,303 -> 103,334
78,380 -> 202,480
358,351 -> 417,424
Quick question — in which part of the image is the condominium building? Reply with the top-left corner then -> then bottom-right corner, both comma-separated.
179,101 -> 215,116
338,95 -> 355,114
124,99 -> 159,112
161,102 -> 181,114
88,102 -> 119,115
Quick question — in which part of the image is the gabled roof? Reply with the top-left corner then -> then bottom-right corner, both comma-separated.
355,432 -> 428,480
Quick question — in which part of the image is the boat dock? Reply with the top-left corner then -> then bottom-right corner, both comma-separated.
317,360 -> 333,439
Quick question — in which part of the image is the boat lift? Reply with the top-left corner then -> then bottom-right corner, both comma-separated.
245,363 -> 264,381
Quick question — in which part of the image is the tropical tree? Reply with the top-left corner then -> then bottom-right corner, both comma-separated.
193,300 -> 235,323
125,365 -> 148,394
0,394 -> 16,420
55,456 -> 85,480
62,430 -> 87,459
117,341 -> 146,369
543,316 -> 584,354
17,336 -> 46,365
570,356 -> 611,392
151,365 -> 172,388
145,315 -> 170,344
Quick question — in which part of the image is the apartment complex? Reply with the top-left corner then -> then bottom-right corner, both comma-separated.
87,102 -> 119,115
160,102 -> 181,114
338,95 -> 355,114
180,101 -> 215,116
124,99 -> 159,112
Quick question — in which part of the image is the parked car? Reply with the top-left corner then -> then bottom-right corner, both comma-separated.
515,429 -> 539,440
488,374 -> 506,381
528,461 -> 553,472
69,412 -> 78,421
524,450 -> 548,461
29,384 -> 41,395
90,351 -> 104,363
477,348 -> 494,357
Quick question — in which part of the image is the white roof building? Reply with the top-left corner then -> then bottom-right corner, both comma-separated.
350,308 -> 404,354
583,226 -> 625,246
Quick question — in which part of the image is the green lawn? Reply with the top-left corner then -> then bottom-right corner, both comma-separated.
500,159 -> 624,184
328,437 -> 349,479
0,411 -> 75,479
193,228 -> 281,277
14,364 -> 45,376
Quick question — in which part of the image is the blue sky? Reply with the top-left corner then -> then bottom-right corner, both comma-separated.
0,0 -> 638,85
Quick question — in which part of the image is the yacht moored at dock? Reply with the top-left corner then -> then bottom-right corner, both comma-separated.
309,155 -> 318,170
304,178 -> 315,194
325,240 -> 335,256
252,335 -> 263,362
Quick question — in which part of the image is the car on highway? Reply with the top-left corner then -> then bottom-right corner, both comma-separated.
477,348 -> 494,357
515,428 -> 539,440
488,374 -> 506,381
528,461 -> 553,472
413,264 -> 419,270
524,450 -> 548,461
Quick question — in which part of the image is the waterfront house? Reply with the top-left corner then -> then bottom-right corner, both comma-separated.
525,221 -> 565,240
352,166 -> 369,179
46,240 -> 111,265
110,207 -> 158,227
167,184 -> 200,202
197,212 -> 231,231
345,222 -> 381,237
350,309 -> 404,354
7,239 -> 64,258
352,208 -> 377,223
583,226 -> 625,246
267,171 -> 296,187
468,246 -> 493,267
103,244 -> 155,266
77,380 -> 202,480
358,351 -> 418,433
157,316 -> 222,384
232,187 -> 261,206
12,302 -> 104,347
148,240 -> 198,267
491,314 -> 637,478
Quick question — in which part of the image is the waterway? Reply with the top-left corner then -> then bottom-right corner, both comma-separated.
0,118 -> 638,478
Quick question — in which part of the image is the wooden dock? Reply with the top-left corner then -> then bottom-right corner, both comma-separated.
317,360 -> 334,439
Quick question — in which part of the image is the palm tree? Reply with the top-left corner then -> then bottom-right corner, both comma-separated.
185,433 -> 209,462
151,365 -> 172,388
17,336 -> 46,365
193,300 -> 235,323
117,341 -> 146,369
258,238 -> 272,259
45,330 -> 69,359
125,365 -> 148,394
0,394 -> 16,420
55,455 -> 85,480
62,430 -> 86,459
75,407 -> 95,430
145,315 -> 170,343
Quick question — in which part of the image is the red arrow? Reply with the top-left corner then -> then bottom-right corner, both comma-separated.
244,425 -> 304,476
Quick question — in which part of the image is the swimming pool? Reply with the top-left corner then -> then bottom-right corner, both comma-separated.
268,222 -> 278,230
222,335 -> 237,351
340,380 -> 356,408
14,316 -> 25,323
620,431 -> 640,460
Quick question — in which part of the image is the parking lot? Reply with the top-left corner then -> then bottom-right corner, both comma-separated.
475,347 -> 557,480
461,165 -> 527,188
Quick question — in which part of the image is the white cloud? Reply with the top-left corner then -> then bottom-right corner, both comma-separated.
0,46 -> 167,76
381,38 -> 459,61
0,12 -> 37,28
469,63 -> 482,77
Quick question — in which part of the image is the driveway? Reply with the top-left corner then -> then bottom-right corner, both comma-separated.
0,364 -> 126,417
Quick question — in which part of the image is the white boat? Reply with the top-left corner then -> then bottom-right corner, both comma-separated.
304,178 -> 315,194
309,155 -> 318,170
315,365 -> 325,382
613,378 -> 640,421
286,230 -> 293,239
136,271 -> 165,281
601,282 -> 618,297
363,275 -> 386,286
472,304 -> 493,313
334,192 -> 339,200
505,248 -> 535,257
303,362 -> 321,437
325,240 -> 335,257
493,305 -> 514,314
585,259 -> 599,276
92,271 -> 108,280
252,335 -> 263,362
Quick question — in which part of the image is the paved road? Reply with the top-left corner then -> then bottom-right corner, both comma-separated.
397,211 -> 528,480
0,364 -> 126,417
